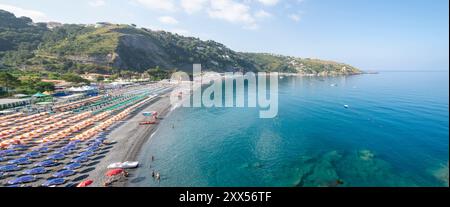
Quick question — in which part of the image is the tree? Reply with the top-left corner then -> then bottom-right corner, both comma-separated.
61,73 -> 90,84
146,66 -> 170,81
0,72 -> 20,91
96,75 -> 105,82
35,81 -> 55,92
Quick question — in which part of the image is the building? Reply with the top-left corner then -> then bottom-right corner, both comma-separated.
95,22 -> 113,28
46,22 -> 63,29
80,73 -> 111,81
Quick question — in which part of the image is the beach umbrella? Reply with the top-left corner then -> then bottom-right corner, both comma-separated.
47,153 -> 66,160
76,180 -> 93,187
8,144 -> 28,149
64,163 -> 82,170
7,175 -> 36,185
35,147 -> 50,153
56,149 -> 73,155
0,164 -> 21,172
23,167 -> 47,175
0,149 -> 19,156
35,160 -> 58,167
42,178 -> 66,187
24,151 -> 42,159
106,169 -> 124,177
52,170 -> 76,178
77,151 -> 94,157
71,156 -> 89,163
8,157 -> 31,165
33,92 -> 48,98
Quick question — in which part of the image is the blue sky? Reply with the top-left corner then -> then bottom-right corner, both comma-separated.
0,0 -> 448,71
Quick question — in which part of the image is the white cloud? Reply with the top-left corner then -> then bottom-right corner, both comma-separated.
135,0 -> 177,12
88,0 -> 106,7
0,3 -> 49,22
158,16 -> 179,25
207,0 -> 256,27
289,13 -> 301,22
254,10 -> 272,19
257,0 -> 280,6
181,0 -> 208,14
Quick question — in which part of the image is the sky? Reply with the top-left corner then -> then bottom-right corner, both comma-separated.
0,0 -> 448,71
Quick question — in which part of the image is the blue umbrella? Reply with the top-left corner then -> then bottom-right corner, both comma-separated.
56,149 -> 73,155
35,160 -> 58,167
7,175 -> 36,185
71,156 -> 89,163
77,151 -> 94,157
0,157 -> 7,162
8,144 -> 28,150
24,151 -> 42,159
47,153 -> 66,160
42,178 -> 66,187
22,167 -> 47,175
62,144 -> 77,150
8,157 -> 31,165
0,164 -> 21,172
68,140 -> 81,145
86,146 -> 99,152
52,170 -> 76,178
63,163 -> 82,170
34,147 -> 51,153
0,149 -> 19,156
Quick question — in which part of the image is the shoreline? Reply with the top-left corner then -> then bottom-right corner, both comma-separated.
86,93 -> 173,187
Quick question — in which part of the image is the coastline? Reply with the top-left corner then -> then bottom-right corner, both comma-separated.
86,93 -> 173,187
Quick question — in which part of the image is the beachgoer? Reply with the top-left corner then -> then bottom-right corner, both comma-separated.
151,156 -> 155,161
152,171 -> 155,178
156,173 -> 160,182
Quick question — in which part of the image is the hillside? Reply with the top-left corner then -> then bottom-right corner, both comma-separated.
0,10 -> 361,75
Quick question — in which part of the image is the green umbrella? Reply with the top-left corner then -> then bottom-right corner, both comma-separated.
33,92 -> 48,98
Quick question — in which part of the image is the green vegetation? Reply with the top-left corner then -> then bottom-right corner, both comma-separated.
61,73 -> 90,84
0,71 -> 55,97
0,9 -> 361,82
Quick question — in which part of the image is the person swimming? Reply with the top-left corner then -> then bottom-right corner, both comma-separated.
156,172 -> 160,182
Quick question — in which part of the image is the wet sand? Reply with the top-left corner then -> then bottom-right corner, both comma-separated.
86,94 -> 172,187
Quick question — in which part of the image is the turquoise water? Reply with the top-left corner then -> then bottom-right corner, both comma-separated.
130,72 -> 449,187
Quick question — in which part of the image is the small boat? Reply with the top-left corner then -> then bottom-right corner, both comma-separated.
107,161 -> 139,169
344,105 -> 349,108
139,121 -> 157,125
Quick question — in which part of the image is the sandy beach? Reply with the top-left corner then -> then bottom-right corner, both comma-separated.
85,93 -> 172,187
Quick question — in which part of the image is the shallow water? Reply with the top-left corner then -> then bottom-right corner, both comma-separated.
130,71 -> 449,187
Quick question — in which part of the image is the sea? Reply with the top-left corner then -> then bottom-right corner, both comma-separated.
129,71 -> 449,187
